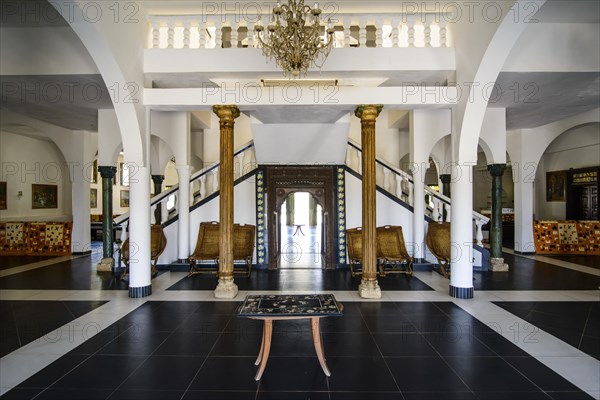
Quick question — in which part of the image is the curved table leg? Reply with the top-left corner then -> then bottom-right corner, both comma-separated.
255,319 -> 273,381
310,317 -> 331,376
255,322 -> 266,366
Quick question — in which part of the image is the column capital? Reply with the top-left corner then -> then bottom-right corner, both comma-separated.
213,105 -> 240,122
151,174 -> 165,184
487,163 -> 507,177
98,166 -> 117,179
439,174 -> 451,184
354,104 -> 383,121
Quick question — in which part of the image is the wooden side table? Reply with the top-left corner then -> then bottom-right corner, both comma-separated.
238,294 -> 343,381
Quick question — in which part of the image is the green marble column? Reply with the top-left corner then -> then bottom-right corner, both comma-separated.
97,166 -> 116,271
487,164 -> 509,271
286,193 -> 295,226
309,195 -> 318,226
152,175 -> 165,224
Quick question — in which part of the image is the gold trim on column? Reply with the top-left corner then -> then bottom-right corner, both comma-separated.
355,105 -> 382,298
213,105 -> 240,283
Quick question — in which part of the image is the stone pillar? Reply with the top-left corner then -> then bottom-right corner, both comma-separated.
128,165 -> 152,298
213,105 -> 240,299
412,163 -> 427,262
450,163 -> 474,299
97,166 -> 116,271
440,174 -> 451,221
151,174 -> 164,224
309,195 -> 318,226
286,193 -> 295,226
488,164 -> 509,271
176,165 -> 192,263
355,104 -> 383,299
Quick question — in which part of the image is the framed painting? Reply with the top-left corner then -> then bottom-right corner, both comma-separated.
90,188 -> 97,208
0,181 -> 6,210
546,170 -> 566,202
120,190 -> 129,207
32,184 -> 58,209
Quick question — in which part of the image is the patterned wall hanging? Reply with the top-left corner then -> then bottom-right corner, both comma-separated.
255,168 -> 268,268
336,167 -> 347,266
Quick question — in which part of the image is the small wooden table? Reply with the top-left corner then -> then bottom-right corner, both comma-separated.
238,294 -> 343,381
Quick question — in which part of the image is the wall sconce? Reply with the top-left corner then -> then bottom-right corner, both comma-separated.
17,191 -> 23,199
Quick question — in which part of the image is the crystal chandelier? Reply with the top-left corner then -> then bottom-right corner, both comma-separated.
255,1 -> 335,78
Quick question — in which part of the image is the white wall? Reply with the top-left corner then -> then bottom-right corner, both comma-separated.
0,131 -> 71,221
534,123 -> 600,220
349,109 -> 403,168
203,112 -> 254,164
158,177 -> 257,264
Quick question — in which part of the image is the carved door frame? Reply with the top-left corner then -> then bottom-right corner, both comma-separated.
265,166 -> 336,269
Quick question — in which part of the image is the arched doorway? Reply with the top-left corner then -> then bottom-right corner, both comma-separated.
280,191 -> 324,269
265,166 -> 337,269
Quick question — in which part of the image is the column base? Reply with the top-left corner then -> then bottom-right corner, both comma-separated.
449,285 -> 474,299
490,257 -> 509,272
129,284 -> 152,298
214,276 -> 239,299
96,258 -> 114,271
358,278 -> 381,299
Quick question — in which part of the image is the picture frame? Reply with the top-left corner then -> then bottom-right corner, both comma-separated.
90,188 -> 97,208
0,181 -> 6,210
32,184 -> 58,209
120,190 -> 129,207
546,170 -> 566,202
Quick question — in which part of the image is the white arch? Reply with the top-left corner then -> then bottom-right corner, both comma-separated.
50,1 -> 144,164
455,1 -> 546,162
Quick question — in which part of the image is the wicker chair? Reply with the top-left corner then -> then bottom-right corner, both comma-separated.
346,227 -> 363,276
376,225 -> 414,277
425,222 -> 451,278
121,224 -> 167,281
189,221 -> 256,277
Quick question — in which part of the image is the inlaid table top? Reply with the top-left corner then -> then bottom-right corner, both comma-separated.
238,294 -> 343,317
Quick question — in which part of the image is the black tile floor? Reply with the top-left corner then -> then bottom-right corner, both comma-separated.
494,301 -> 600,360
473,253 -> 600,290
0,256 -> 60,271
0,300 -> 108,357
1,301 -> 593,400
544,255 -> 600,270
168,269 -> 433,291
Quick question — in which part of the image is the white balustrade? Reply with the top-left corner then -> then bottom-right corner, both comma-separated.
147,15 -> 451,49
431,198 -> 440,222
475,219 -> 484,246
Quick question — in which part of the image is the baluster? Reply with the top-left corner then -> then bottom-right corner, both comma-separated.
344,19 -> 352,47
183,20 -> 190,48
161,200 -> 167,223
395,174 -> 402,198
345,146 -> 352,167
236,153 -> 244,178
167,21 -> 175,48
391,20 -> 399,47
359,18 -> 367,47
198,21 -> 207,48
215,21 -> 223,48
121,222 -> 128,243
381,168 -> 389,190
407,181 -> 414,205
475,220 -> 484,246
247,23 -> 255,47
215,167 -> 220,191
445,203 -> 451,222
424,19 -> 432,47
432,198 -> 439,221
189,180 -> 194,205
199,175 -> 207,199
375,19 -> 383,48
407,17 -> 415,47
151,21 -> 160,48
356,150 -> 362,174
230,22 -> 238,48
439,21 -> 447,47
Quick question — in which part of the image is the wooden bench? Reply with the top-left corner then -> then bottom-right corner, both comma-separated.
189,221 -> 256,277
346,225 -> 414,277
426,222 -> 451,278
121,224 -> 167,280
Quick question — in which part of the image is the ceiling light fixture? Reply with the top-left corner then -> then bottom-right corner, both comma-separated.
255,1 -> 335,78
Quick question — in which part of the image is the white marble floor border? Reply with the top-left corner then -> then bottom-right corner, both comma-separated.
502,247 -> 600,277
1,263 -> 599,397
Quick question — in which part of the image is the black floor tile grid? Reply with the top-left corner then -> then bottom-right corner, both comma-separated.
3,301 -> 596,400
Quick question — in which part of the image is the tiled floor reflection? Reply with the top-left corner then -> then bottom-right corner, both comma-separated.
1,301 -> 593,400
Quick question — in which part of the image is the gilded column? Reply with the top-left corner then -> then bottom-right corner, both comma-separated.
97,166 -> 116,271
488,164 -> 509,271
355,104 -> 383,299
213,105 -> 240,299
